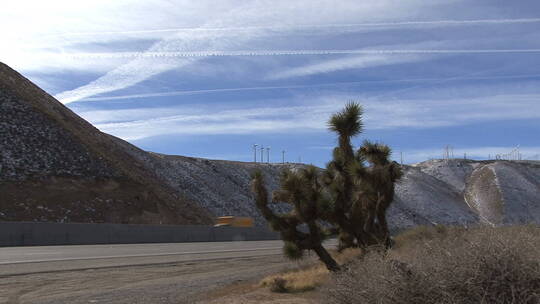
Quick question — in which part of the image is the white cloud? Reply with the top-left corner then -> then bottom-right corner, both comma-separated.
5,0 -> 538,104
73,73 -> 540,102
1,0 -> 490,103
77,91 -> 540,140
39,17 -> 540,39
267,54 -> 424,80
54,57 -> 196,104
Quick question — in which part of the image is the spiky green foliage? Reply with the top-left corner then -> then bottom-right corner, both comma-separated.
283,241 -> 304,260
328,102 -> 363,138
252,102 -> 402,271
324,103 -> 403,249
252,168 -> 340,272
324,105 -> 403,249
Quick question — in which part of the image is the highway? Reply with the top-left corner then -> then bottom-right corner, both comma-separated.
0,240 -> 284,273
0,240 -> 334,303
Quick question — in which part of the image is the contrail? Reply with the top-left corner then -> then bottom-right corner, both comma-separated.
48,18 -> 540,37
54,3 -> 268,104
80,73 -> 540,102
64,49 -> 540,59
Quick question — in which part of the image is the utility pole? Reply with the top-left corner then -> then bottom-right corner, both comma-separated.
266,147 -> 270,163
260,145 -> 264,163
282,150 -> 286,164
253,144 -> 258,163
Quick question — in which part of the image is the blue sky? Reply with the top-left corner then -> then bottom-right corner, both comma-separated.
2,0 -> 540,166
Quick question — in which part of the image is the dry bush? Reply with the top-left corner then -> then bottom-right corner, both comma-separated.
261,248 -> 362,293
325,225 -> 540,304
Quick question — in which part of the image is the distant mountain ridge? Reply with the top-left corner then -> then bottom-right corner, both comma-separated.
1,62 -> 538,229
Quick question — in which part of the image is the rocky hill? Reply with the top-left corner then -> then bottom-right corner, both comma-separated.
120,150 -> 540,229
0,62 -> 212,225
108,135 -> 305,226
1,62 -> 538,229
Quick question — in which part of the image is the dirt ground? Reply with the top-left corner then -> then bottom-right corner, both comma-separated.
200,282 -> 318,304
0,255 -> 316,304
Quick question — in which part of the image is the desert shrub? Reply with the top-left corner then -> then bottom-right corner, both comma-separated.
391,224 -> 459,248
269,278 -> 288,293
325,225 -> 540,304
261,249 -> 363,293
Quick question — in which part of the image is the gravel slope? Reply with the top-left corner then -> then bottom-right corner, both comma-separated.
0,62 -> 212,225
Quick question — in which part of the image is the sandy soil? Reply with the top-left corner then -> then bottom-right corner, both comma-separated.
0,255 -> 305,304
200,284 -> 317,304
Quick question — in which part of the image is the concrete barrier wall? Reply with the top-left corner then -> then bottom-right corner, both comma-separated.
0,222 -> 280,247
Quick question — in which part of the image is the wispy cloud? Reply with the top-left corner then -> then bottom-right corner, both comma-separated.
52,48 -> 540,60
79,91 -> 540,140
54,56 -> 195,104
43,17 -> 540,38
52,16 -> 247,103
13,1 -> 538,104
76,73 -> 540,101
267,54 -> 424,80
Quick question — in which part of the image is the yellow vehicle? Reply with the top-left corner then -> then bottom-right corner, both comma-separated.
214,216 -> 254,227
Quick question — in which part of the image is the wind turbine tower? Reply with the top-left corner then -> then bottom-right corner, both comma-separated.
253,144 -> 258,163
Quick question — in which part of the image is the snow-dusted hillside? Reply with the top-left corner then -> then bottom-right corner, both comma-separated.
388,159 -> 539,231
110,135 -> 304,226
122,146 -> 539,228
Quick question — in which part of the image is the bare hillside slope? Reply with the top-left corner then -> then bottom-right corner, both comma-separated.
107,135 -> 303,226
388,159 -> 540,231
0,62 -> 212,225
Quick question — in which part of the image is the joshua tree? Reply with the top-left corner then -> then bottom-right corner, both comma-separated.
348,141 -> 403,247
252,167 -> 340,271
251,102 -> 402,270
323,103 -> 403,249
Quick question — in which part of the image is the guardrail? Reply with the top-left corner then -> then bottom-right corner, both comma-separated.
0,222 -> 280,247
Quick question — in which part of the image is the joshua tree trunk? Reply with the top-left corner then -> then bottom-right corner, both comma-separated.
313,244 -> 341,272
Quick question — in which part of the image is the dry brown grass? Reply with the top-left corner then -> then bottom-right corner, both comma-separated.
324,225 -> 540,304
260,248 -> 362,293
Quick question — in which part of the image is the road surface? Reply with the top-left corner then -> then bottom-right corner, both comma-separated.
0,240 -> 286,275
0,240 -> 333,303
